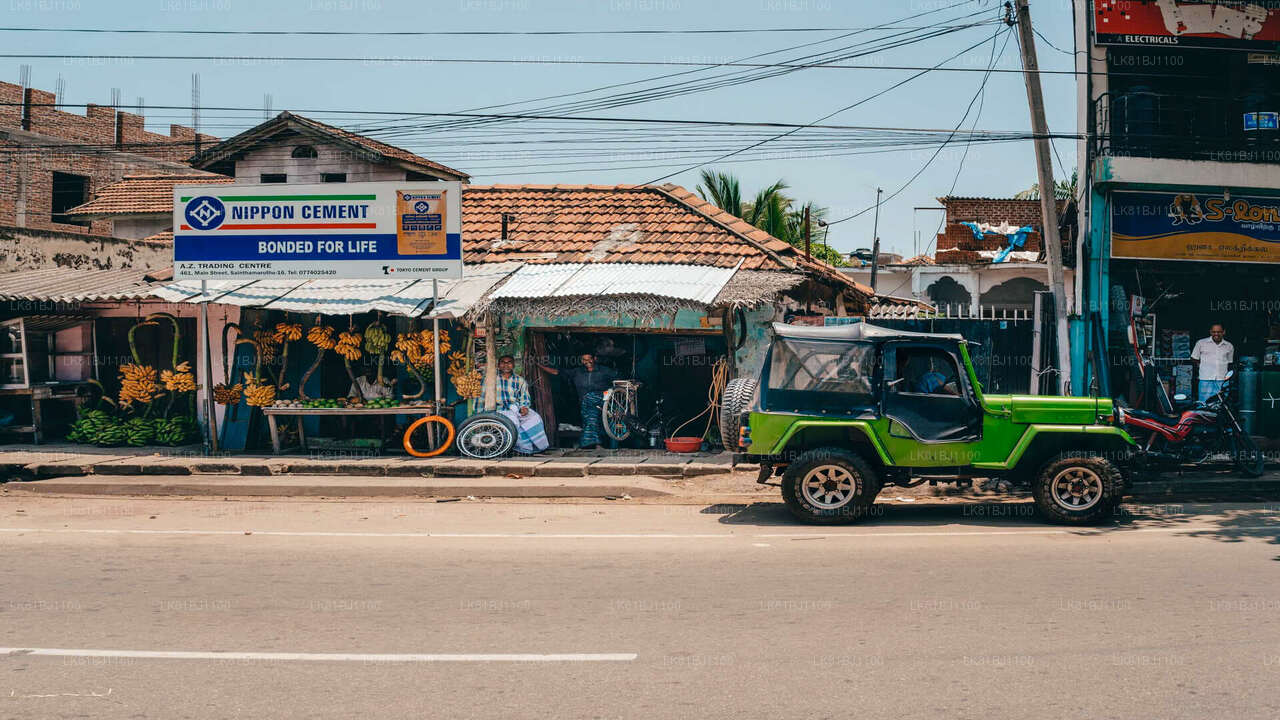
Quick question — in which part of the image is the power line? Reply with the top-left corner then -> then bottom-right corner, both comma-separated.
643,20 -> 1009,186
0,24 -> 985,37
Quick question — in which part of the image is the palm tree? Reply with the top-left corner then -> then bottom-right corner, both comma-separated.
695,170 -> 743,217
695,169 -> 845,266
1015,168 -> 1078,200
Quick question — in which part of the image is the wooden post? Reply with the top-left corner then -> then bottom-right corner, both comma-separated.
482,314 -> 498,412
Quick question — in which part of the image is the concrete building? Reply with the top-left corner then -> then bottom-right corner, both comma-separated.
1074,2 -> 1280,401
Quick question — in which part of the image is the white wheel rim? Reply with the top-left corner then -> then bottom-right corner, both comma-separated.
1050,466 -> 1103,511
602,390 -> 631,441
801,465 -> 858,510
458,420 -> 510,458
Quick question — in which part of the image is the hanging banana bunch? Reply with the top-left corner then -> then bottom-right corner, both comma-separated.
335,327 -> 364,399
364,317 -> 391,385
299,322 -> 336,401
271,321 -> 302,394
213,382 -> 243,406
118,363 -> 159,415
160,361 -> 197,418
391,332 -> 432,399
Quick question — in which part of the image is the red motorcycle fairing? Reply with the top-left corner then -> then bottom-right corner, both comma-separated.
1118,407 -> 1215,443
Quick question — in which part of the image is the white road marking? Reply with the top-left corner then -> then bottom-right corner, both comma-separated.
0,526 -> 1268,539
1,648 -> 636,663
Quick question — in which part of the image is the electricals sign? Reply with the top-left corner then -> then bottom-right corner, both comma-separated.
1111,191 -> 1280,263
173,181 -> 462,280
1094,0 -> 1280,50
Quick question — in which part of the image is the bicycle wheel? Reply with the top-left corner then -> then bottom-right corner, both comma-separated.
455,412 -> 517,459
601,388 -> 632,442
403,415 -> 456,458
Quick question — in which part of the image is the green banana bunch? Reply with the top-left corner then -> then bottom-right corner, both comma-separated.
124,417 -> 155,447
364,323 -> 391,355
95,421 -> 128,447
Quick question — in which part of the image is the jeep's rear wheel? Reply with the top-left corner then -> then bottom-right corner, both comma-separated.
782,448 -> 880,525
1031,453 -> 1123,525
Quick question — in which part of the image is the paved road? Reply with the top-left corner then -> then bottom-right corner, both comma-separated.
2,495 -> 1280,719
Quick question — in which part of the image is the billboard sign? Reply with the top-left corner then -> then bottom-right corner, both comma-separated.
1111,190 -> 1280,263
1094,0 -> 1280,50
173,181 -> 462,280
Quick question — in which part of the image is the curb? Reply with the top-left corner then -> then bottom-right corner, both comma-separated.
3,479 -> 673,499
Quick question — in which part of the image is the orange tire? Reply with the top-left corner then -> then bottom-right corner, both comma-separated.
403,415 -> 456,458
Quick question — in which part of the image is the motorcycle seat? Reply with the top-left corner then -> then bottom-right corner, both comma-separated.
1126,408 -> 1183,426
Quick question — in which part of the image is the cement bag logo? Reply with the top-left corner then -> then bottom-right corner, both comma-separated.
184,196 -> 226,231
414,200 -> 430,213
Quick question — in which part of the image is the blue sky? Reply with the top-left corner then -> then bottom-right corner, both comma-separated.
5,0 -> 1078,258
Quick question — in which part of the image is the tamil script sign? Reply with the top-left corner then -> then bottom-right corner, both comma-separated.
1094,0 -> 1280,50
173,181 -> 462,280
1111,190 -> 1280,263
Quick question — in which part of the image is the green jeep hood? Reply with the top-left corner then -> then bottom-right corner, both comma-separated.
982,394 -> 1113,425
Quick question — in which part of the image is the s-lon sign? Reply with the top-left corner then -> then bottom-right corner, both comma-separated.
173,181 -> 462,280
1094,0 -> 1280,50
1111,191 -> 1280,263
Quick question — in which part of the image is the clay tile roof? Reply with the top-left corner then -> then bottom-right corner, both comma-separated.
462,183 -> 869,299
898,254 -> 936,266
65,173 -> 234,218
189,111 -> 470,182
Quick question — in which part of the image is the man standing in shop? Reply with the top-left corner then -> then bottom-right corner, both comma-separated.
539,352 -> 618,449
1191,323 -> 1234,402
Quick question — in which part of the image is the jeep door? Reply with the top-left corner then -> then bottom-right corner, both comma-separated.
880,342 -> 982,445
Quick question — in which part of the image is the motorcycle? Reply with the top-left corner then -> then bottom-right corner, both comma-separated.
1116,370 -> 1265,478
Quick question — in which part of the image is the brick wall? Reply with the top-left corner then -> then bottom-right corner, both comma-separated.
934,197 -> 1068,264
0,81 -> 217,239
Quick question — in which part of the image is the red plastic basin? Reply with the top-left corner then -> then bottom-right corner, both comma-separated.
664,437 -> 702,453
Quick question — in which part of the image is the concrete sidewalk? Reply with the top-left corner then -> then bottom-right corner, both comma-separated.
0,444 -> 740,481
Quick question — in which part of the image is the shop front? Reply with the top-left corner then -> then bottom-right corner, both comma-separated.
1085,187 -> 1280,439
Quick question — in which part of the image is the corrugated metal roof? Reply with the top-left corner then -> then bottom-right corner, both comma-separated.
151,262 -> 522,318
489,262 -> 738,304
0,267 -> 167,303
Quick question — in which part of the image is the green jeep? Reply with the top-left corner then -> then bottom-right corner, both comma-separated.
725,322 -> 1136,525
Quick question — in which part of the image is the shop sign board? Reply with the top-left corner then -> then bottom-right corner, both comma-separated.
1111,190 -> 1280,263
1094,0 -> 1280,50
173,181 -> 462,280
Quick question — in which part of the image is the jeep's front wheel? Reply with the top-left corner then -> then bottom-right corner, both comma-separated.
782,449 -> 880,525
1031,453 -> 1123,525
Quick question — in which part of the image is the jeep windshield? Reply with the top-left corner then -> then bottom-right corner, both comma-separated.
762,338 -> 876,414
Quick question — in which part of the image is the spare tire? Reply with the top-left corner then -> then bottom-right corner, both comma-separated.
719,377 -> 758,450
455,412 -> 518,459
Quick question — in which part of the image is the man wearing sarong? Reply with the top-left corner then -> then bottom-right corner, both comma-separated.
540,352 -> 618,449
494,355 -> 549,454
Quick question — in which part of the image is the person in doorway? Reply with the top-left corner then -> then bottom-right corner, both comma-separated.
495,355 -> 549,454
1191,323 -> 1233,402
539,352 -> 618,449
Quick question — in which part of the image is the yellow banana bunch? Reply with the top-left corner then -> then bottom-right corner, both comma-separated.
272,322 -> 302,344
307,325 -> 336,350
335,330 -> 363,361
253,330 -> 280,364
242,372 -> 276,407
213,382 -> 243,405
161,362 -> 197,393
118,363 -> 159,407
451,369 -> 482,399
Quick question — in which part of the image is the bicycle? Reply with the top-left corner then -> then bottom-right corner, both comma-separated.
601,380 -> 670,447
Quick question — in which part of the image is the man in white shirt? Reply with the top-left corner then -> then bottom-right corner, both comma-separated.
1190,324 -> 1233,401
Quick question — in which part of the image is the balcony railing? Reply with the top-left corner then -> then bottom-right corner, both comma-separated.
1096,90 -> 1280,165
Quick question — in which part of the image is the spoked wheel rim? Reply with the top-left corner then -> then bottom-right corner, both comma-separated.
1050,466 -> 1103,511
801,465 -> 859,510
457,419 -> 513,459
602,390 -> 632,441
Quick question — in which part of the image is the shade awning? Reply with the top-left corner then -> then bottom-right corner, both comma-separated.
150,262 -> 522,319
489,262 -> 739,304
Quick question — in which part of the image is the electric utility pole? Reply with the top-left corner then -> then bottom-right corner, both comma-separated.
869,187 -> 883,291
1011,0 -> 1072,394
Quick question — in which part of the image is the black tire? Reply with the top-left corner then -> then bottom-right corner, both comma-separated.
1031,452 -> 1124,525
718,378 -> 758,450
454,412 -> 518,459
781,448 -> 881,525
1229,430 -> 1265,478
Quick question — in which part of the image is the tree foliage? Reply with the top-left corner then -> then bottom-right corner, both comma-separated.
696,169 -> 846,267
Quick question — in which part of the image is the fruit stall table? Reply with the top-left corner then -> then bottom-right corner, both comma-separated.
261,402 -> 438,453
